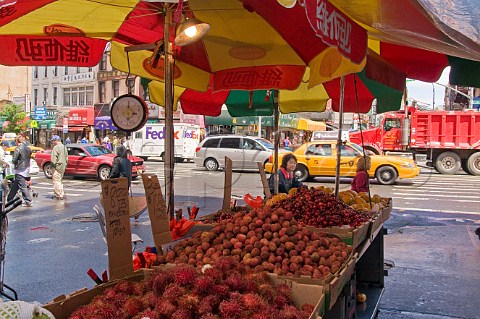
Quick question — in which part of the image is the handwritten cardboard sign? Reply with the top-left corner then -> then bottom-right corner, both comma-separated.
100,178 -> 134,280
142,174 -> 172,251
222,157 -> 233,210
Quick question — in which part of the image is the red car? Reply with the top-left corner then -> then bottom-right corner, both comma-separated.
34,143 -> 146,181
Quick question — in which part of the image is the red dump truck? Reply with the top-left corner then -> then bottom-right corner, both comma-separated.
349,107 -> 480,175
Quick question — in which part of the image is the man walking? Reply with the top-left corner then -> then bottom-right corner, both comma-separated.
50,135 -> 68,200
7,135 -> 33,207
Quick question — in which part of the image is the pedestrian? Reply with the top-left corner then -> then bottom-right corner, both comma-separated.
65,136 -> 71,145
7,135 -> 33,207
283,136 -> 291,148
268,153 -> 303,195
108,145 -> 132,189
112,135 -> 119,150
81,136 -> 88,143
351,155 -> 371,193
0,143 -> 10,178
50,135 -> 68,200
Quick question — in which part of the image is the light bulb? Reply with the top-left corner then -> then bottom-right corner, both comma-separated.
184,25 -> 198,38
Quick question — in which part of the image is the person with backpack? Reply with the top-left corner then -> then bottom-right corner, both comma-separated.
51,135 -> 68,200
108,145 -> 132,189
7,135 -> 33,206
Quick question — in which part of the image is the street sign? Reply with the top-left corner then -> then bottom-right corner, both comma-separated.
62,117 -> 68,133
34,107 -> 47,120
29,120 -> 38,128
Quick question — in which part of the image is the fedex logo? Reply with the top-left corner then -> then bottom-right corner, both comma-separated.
184,130 -> 198,139
145,126 -> 179,140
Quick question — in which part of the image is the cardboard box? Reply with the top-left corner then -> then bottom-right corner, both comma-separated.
307,221 -> 370,252
325,254 -> 357,310
45,268 -> 324,319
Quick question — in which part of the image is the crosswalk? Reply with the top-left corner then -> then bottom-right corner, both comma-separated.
391,173 -> 480,215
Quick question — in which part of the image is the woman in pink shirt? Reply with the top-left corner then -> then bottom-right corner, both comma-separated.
351,156 -> 371,193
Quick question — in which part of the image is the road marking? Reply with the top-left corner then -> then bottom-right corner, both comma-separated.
32,185 -> 99,194
393,188 -> 480,193
393,192 -> 480,199
395,207 -> 480,215
399,197 -> 480,203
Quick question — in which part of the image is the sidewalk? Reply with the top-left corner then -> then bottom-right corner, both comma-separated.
379,219 -> 480,318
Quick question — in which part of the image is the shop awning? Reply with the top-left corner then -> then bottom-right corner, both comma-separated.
94,116 -> 117,131
37,120 -> 56,129
296,119 -> 326,131
205,110 -> 234,126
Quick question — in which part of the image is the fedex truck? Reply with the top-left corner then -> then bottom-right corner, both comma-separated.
128,123 -> 201,162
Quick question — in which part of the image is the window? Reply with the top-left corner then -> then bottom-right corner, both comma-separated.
43,88 -> 48,105
88,67 -> 93,72
100,54 -> 107,70
306,144 -> 331,156
65,67 -> 69,75
219,138 -> 240,149
53,87 -> 58,105
33,89 -> 38,106
203,138 -> 220,148
98,82 -> 106,103
63,86 -> 94,106
242,138 -> 263,151
127,78 -> 135,93
76,67 -> 80,73
53,66 -> 58,76
44,67 -> 48,77
384,118 -> 401,131
34,67 -> 38,79
340,145 -> 357,157
68,148 -> 84,156
63,88 -> 70,106
113,80 -> 120,98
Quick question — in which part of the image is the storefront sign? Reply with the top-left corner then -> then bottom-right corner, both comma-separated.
68,107 -> 94,125
34,107 -> 47,120
62,117 -> 69,133
61,71 -> 95,83
97,70 -> 128,81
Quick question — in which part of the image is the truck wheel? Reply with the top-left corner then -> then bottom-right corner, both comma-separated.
98,165 -> 112,181
294,164 -> 309,182
461,160 -> 472,174
140,156 -> 148,161
43,162 -> 54,179
435,152 -> 461,174
375,166 -> 398,185
204,158 -> 219,171
467,152 -> 480,176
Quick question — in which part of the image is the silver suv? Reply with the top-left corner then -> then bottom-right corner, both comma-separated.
194,135 -> 275,171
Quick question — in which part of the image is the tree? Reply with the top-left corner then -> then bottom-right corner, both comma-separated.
0,103 -> 30,134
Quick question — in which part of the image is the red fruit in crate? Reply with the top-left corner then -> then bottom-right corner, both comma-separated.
173,265 -> 197,287
219,300 -> 243,318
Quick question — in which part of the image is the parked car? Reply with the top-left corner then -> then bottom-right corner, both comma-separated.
194,135 -> 281,171
1,139 -> 44,157
264,140 -> 420,185
34,143 -> 146,181
4,153 -> 40,175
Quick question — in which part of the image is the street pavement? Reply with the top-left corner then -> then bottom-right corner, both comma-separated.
2,162 -> 480,318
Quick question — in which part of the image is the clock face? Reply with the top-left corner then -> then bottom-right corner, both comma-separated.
110,95 -> 148,132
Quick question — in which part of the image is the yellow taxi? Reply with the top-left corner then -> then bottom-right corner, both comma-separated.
265,140 -> 420,185
1,138 -> 44,157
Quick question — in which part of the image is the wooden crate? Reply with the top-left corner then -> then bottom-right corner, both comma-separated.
325,254 -> 357,310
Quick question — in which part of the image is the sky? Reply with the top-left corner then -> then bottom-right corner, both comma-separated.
406,67 -> 450,108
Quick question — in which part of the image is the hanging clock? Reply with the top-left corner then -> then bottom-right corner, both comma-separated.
110,94 -> 148,132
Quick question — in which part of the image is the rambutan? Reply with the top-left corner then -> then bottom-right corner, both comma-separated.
275,284 -> 293,300
197,295 -> 221,315
162,284 -> 187,303
200,314 -> 219,319
301,303 -> 315,316
278,305 -> 304,319
172,265 -> 198,287
273,294 -> 290,309
113,280 -> 136,295
219,300 -> 242,318
177,294 -> 200,312
241,293 -> 268,312
171,309 -> 192,319
203,267 -> 224,283
155,299 -> 176,317
212,284 -> 230,297
92,304 -> 117,319
194,276 -> 214,295
141,291 -> 159,309
224,273 -> 245,291
256,284 -> 276,303
122,296 -> 144,317
152,271 -> 174,296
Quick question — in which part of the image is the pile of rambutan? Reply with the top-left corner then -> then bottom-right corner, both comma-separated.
68,257 -> 315,319
157,206 -> 352,279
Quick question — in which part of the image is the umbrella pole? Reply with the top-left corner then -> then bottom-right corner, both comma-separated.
164,7 -> 175,219
273,90 -> 279,195
334,76 -> 345,197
